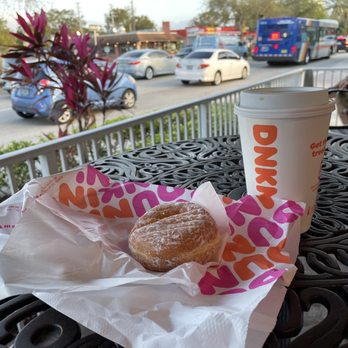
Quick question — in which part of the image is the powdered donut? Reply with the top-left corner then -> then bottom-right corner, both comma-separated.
128,202 -> 220,272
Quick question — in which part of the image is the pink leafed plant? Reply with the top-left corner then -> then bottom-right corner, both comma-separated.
2,9 -> 121,135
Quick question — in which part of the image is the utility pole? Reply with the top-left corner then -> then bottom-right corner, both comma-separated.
130,0 -> 135,31
110,4 -> 115,33
76,2 -> 82,33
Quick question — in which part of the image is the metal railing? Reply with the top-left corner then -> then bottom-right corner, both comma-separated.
0,67 -> 347,197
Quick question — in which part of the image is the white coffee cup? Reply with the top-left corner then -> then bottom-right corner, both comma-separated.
235,87 -> 335,233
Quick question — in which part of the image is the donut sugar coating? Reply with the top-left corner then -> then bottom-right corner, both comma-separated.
128,202 -> 220,272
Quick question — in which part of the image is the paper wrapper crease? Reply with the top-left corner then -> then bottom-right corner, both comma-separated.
0,165 -> 303,348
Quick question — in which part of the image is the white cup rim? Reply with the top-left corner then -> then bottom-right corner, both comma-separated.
235,99 -> 335,119
239,87 -> 331,110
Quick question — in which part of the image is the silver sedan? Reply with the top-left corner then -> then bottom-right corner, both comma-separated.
116,49 -> 176,80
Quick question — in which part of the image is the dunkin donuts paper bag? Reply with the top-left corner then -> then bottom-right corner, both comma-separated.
0,165 -> 303,348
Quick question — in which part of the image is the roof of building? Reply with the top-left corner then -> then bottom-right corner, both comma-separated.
97,31 -> 183,44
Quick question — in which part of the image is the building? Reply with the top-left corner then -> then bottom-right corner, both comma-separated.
94,22 -> 256,59
96,22 -> 184,59
172,25 -> 257,47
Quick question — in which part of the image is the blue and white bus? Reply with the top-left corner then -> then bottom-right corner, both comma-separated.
252,17 -> 339,64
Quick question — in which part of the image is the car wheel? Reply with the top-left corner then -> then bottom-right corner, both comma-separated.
121,89 -> 136,109
303,50 -> 310,64
145,67 -> 154,80
212,72 -> 222,86
16,111 -> 35,119
241,67 -> 248,79
181,80 -> 190,85
50,100 -> 73,125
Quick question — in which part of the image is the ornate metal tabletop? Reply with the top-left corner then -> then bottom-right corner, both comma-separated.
92,129 -> 348,348
1,130 -> 347,347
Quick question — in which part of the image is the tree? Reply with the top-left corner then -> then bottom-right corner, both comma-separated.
195,0 -> 285,32
196,0 -> 329,32
326,0 -> 348,33
135,15 -> 156,30
105,7 -> 130,32
193,11 -> 221,27
0,18 -> 17,52
105,6 -> 156,32
45,9 -> 86,38
231,0 -> 286,33
193,0 -> 235,27
282,0 -> 328,18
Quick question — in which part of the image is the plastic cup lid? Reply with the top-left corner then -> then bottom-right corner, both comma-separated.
239,87 -> 329,109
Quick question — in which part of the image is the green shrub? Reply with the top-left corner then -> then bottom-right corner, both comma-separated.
0,114 -> 133,202
0,140 -> 38,202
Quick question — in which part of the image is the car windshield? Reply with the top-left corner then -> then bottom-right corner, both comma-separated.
122,51 -> 145,58
186,51 -> 214,59
2,58 -> 19,71
194,36 -> 217,48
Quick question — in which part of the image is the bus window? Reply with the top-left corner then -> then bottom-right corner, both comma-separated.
258,24 -> 290,42
319,28 -> 326,39
300,26 -> 308,42
306,27 -> 317,44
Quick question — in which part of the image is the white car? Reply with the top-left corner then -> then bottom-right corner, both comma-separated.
175,48 -> 250,86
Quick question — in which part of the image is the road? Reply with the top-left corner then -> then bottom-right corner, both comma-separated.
0,53 -> 347,147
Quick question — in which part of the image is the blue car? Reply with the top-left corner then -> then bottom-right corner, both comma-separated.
1,58 -> 20,93
11,63 -> 137,124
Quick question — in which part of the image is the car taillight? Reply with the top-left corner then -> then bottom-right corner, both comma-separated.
39,79 -> 50,87
270,32 -> 280,40
128,60 -> 141,65
176,63 -> 181,68
252,46 -> 259,54
199,63 -> 209,69
291,45 -> 297,54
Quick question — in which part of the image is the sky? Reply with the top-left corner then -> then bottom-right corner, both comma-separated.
49,0 -> 206,29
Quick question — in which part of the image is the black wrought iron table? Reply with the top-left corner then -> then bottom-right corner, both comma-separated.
1,129 -> 348,347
